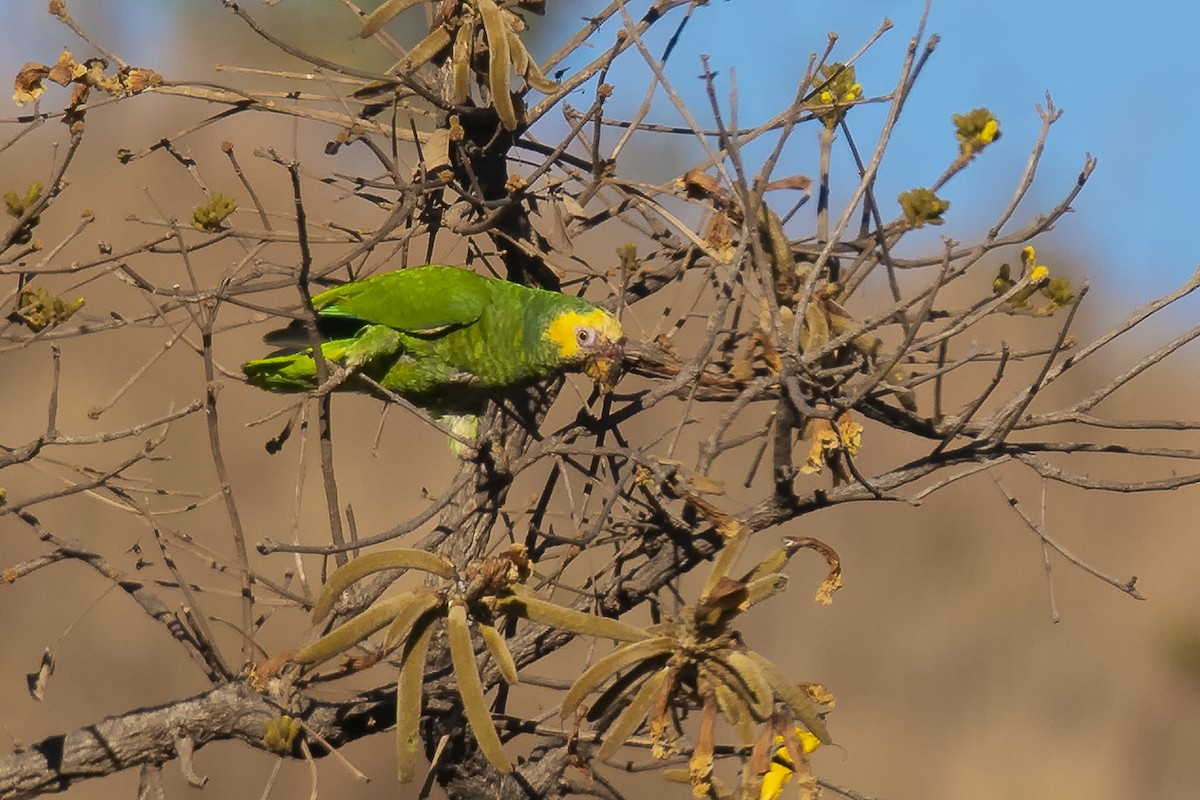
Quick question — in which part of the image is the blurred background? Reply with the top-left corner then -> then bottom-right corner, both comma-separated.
3,2 -> 1200,799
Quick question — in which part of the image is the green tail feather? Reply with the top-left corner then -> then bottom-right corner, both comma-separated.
242,351 -> 319,392
243,324 -> 405,392
242,339 -> 357,392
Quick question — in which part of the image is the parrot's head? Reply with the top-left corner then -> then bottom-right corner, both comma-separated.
545,306 -> 625,392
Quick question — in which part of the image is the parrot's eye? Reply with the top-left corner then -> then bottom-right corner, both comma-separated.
576,327 -> 596,347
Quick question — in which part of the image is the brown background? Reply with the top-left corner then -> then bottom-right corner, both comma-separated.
3,4 -> 1199,800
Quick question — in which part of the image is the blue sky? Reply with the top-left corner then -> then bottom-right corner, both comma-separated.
5,1 -> 1196,303
646,1 -> 1199,301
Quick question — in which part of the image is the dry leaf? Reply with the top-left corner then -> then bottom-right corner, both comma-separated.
26,648 -> 54,701
13,63 -> 51,105
46,49 -> 85,85
762,174 -> 813,193
677,169 -> 730,207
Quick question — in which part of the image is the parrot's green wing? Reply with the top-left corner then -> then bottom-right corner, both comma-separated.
312,265 -> 491,334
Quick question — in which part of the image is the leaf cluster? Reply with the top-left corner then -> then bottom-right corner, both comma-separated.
806,63 -> 862,129
4,181 -> 43,245
10,285 -> 85,332
292,545 -> 648,780
993,246 -> 1077,315
559,532 -> 839,798
361,0 -> 558,131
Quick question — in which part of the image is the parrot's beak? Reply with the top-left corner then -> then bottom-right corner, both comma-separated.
585,339 -> 626,393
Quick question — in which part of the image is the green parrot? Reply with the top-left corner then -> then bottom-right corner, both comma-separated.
242,265 -> 625,416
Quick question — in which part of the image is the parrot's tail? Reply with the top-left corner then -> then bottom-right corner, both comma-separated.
241,351 -> 319,392
242,337 -> 360,392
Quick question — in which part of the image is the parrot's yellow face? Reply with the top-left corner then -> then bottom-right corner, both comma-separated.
545,307 -> 625,392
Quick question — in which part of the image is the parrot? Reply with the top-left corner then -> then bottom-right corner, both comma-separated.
241,265 -> 625,418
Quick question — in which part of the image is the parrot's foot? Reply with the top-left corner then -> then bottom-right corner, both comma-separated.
314,364 -> 352,395
443,414 -> 481,460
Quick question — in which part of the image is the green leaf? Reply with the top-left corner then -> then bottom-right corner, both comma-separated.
360,0 -> 425,38
712,680 -> 756,748
498,587 -> 650,643
477,620 -> 519,685
594,666 -> 670,762
561,636 -> 674,719
744,574 -> 789,608
701,526 -> 749,600
295,593 -> 418,666
479,0 -> 517,130
261,715 -> 302,754
584,654 -> 671,723
897,187 -> 950,228
382,588 -> 444,650
396,610 -> 437,782
312,549 -> 454,623
452,21 -> 474,105
708,649 -> 774,721
398,25 -> 454,73
448,603 -> 512,773
583,657 -> 672,724
952,107 -> 1001,155
4,181 -> 42,215
744,650 -> 831,744
738,537 -> 803,585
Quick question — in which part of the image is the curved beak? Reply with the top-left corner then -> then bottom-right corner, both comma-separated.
585,339 -> 626,393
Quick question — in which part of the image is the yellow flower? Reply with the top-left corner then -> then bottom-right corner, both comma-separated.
979,118 -> 999,144
952,108 -> 1001,156
996,246 -> 1074,312
760,761 -> 793,800
810,63 -> 862,129
1022,246 -> 1050,282
759,729 -> 823,800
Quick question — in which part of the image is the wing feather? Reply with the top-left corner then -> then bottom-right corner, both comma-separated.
312,265 -> 491,333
